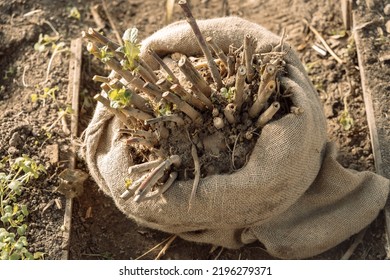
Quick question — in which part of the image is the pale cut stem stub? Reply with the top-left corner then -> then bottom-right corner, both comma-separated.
256,101 -> 281,128
234,65 -> 247,111
133,155 -> 181,203
178,55 -> 212,98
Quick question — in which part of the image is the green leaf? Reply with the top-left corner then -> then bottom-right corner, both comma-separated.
122,27 -> 138,44
8,179 -> 22,192
30,93 -> 39,103
339,110 -> 353,131
122,28 -> 140,70
4,205 -> 12,213
33,252 -> 45,260
17,224 -> 27,236
69,7 -> 81,20
21,204 -> 29,216
108,87 -> 132,108
9,253 -> 21,260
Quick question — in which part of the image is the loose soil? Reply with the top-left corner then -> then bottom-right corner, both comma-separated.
0,0 -> 388,260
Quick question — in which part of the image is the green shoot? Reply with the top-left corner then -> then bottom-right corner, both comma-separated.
100,46 -> 114,63
68,7 -> 81,20
339,96 -> 353,131
220,87 -> 236,103
31,86 -> 59,105
34,34 -> 60,52
3,66 -> 16,80
121,28 -> 141,71
0,155 -> 46,260
108,87 -> 132,109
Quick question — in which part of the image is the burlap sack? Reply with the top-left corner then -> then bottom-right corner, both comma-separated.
84,17 -> 389,259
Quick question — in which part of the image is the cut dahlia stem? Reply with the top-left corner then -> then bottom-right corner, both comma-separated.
256,101 -> 280,128
178,55 -> 212,98
87,27 -> 121,52
224,103 -> 237,124
178,0 -> 223,89
133,155 -> 181,203
120,173 -> 149,200
121,106 -> 154,121
92,75 -> 110,83
126,137 -> 156,148
144,114 -> 185,126
139,58 -> 159,82
190,86 -> 213,109
137,63 -> 158,84
213,117 -> 225,129
128,159 -> 164,175
249,79 -> 277,118
244,34 -> 256,82
118,128 -> 157,143
227,54 -> 236,77
205,36 -> 228,67
148,49 -> 180,84
234,65 -> 246,111
156,78 -> 173,92
141,171 -> 178,201
143,82 -> 163,100
162,91 -> 203,125
94,93 -> 130,127
170,84 -> 206,111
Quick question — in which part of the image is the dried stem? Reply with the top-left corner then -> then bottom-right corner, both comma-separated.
206,36 -> 228,67
94,93 -> 130,127
133,155 -> 181,203
156,78 -> 173,91
303,19 -> 344,64
128,159 -> 163,175
234,65 -> 246,111
188,143 -> 200,210
142,172 -> 178,201
126,137 -> 156,148
244,34 -> 256,82
256,101 -> 280,128
223,103 -> 237,124
155,234 -> 177,260
227,54 -> 236,77
249,80 -> 276,118
178,0 -> 223,89
143,82 -> 163,100
137,63 -> 159,84
190,86 -> 213,109
120,173 -> 149,200
178,55 -> 212,97
92,75 -> 109,83
144,114 -> 185,126
248,63 -> 278,118
162,91 -> 203,125
148,49 -> 180,84
122,106 -> 154,121
119,129 -> 157,144
170,84 -> 206,111
101,0 -> 123,45
86,28 -> 121,52
90,4 -> 105,30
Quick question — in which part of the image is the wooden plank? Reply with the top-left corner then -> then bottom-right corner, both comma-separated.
353,5 -> 390,259
61,37 -> 83,260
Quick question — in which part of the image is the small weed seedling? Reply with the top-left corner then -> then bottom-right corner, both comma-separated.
0,155 -> 46,260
